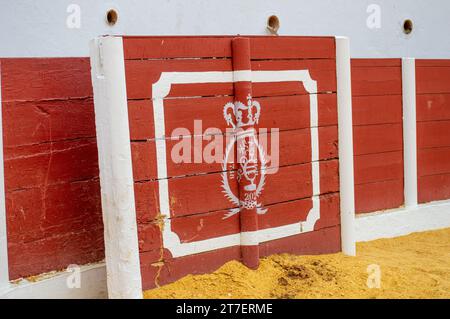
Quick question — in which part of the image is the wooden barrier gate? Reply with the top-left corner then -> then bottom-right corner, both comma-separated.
90,35 -> 347,295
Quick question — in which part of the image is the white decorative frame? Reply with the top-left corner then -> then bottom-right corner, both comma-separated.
152,70 -> 321,257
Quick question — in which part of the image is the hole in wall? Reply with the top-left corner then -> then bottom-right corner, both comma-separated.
403,19 -> 413,35
106,9 -> 118,26
267,15 -> 280,35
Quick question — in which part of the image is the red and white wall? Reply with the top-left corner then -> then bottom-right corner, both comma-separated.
0,41 -> 450,298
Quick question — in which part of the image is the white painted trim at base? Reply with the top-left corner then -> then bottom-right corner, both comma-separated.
0,263 -> 107,299
355,199 -> 450,242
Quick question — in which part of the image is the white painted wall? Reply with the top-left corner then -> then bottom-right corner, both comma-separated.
0,0 -> 449,58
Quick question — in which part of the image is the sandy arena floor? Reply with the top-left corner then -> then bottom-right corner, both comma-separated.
144,228 -> 450,299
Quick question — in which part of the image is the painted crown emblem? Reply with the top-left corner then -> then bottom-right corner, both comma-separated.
223,94 -> 261,128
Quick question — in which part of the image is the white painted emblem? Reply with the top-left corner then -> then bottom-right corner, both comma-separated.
221,94 -> 268,219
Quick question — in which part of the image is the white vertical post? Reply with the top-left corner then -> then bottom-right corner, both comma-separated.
335,37 -> 356,256
402,58 -> 418,207
89,36 -> 143,299
0,62 -> 9,288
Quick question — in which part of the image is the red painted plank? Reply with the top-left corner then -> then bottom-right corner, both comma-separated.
2,98 -> 95,147
351,58 -> 401,68
418,147 -> 450,176
354,151 -> 403,185
416,59 -> 450,67
123,36 -> 335,60
353,123 -> 403,156
351,65 -> 402,96
259,225 -> 340,258
128,93 -> 337,141
6,179 -> 102,244
416,66 -> 450,94
352,95 -> 402,126
355,179 -> 404,214
417,93 -> 450,122
3,139 -> 99,191
7,224 -> 104,280
140,245 -> 241,290
417,120 -> 450,149
134,159 -> 338,220
1,58 -> 92,101
125,59 -> 336,100
137,192 -> 339,254
250,37 -> 335,59
124,37 -> 232,59
130,126 -> 338,181
418,173 -> 450,203
139,224 -> 340,289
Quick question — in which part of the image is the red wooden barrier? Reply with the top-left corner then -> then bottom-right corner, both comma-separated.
351,59 -> 404,214
120,36 -> 341,289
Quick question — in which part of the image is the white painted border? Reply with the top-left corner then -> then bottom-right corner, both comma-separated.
0,263 -> 107,299
0,61 -> 9,288
356,199 -> 450,242
152,70 -> 321,257
402,58 -> 418,207
89,36 -> 142,299
336,37 -> 356,256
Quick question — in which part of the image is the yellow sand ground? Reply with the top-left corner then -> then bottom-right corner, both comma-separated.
144,228 -> 450,299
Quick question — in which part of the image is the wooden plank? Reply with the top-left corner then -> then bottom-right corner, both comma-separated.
250,37 -> 335,59
354,151 -> 403,185
7,224 -> 104,280
418,173 -> 450,203
2,98 -> 95,147
125,59 -> 336,100
417,93 -> 450,122
353,123 -> 403,156
352,95 -> 402,126
137,192 -> 339,253
259,225 -> 340,258
417,120 -> 450,149
351,58 -> 401,68
139,224 -> 341,289
418,147 -> 450,176
5,179 -> 101,244
123,36 -> 232,59
140,245 -> 241,290
416,59 -> 450,67
130,126 -> 338,181
128,93 -> 337,141
3,139 -> 99,191
416,66 -> 450,94
134,159 -> 338,219
1,58 -> 92,102
355,179 -> 404,214
351,65 -> 401,96
123,36 -> 335,60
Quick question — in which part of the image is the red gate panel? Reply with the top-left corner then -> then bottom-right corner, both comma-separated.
120,36 -> 341,288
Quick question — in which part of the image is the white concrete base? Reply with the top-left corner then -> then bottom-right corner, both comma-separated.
356,199 -> 450,242
0,262 -> 107,299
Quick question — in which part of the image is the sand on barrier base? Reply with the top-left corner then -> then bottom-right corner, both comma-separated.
143,228 -> 450,299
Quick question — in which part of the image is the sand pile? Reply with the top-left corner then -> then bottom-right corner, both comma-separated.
144,228 -> 450,299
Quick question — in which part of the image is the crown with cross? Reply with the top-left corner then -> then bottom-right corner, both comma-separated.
223,94 -> 261,129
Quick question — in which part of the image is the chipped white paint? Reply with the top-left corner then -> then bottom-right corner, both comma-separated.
0,262 -> 107,299
89,36 -> 142,299
0,62 -> 9,289
152,69 -> 320,256
402,58 -> 418,207
336,36 -> 356,256
356,199 -> 450,242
